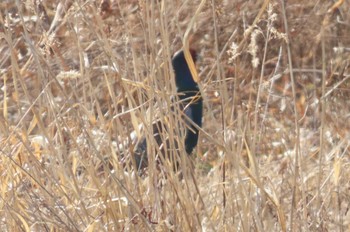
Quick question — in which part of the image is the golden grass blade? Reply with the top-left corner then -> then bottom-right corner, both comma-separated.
12,211 -> 30,232
183,0 -> 206,83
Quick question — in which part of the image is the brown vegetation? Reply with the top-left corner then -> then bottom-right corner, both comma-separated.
0,0 -> 349,231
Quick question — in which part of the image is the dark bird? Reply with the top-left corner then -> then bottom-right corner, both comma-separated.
133,49 -> 203,172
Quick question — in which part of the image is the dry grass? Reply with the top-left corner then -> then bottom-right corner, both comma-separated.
1,0 -> 350,231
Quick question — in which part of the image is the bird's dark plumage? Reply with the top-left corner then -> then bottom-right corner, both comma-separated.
172,49 -> 202,155
134,49 -> 203,171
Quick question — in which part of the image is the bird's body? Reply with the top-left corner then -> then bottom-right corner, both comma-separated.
134,49 -> 202,171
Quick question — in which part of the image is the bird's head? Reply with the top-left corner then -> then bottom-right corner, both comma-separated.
172,49 -> 198,92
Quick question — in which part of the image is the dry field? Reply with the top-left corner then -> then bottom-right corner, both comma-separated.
1,0 -> 350,231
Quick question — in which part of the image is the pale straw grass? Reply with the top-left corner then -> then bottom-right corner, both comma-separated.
0,0 -> 349,231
